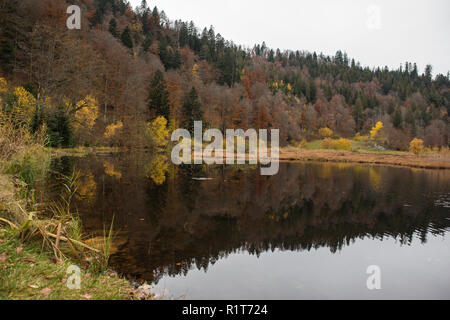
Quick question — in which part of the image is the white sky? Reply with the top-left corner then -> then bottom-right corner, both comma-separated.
130,0 -> 450,76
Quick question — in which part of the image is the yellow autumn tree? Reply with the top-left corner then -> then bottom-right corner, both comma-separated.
73,95 -> 99,131
12,86 -> 36,125
409,138 -> 424,154
370,121 -> 384,142
104,121 -> 123,139
192,63 -> 199,79
319,127 -> 333,138
147,116 -> 169,148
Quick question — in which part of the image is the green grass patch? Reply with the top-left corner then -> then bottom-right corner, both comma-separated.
0,228 -> 131,300
293,140 -> 408,155
300,140 -> 324,150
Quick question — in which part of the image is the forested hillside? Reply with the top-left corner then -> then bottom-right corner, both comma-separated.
1,0 -> 449,150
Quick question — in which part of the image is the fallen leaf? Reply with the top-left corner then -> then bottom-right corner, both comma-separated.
81,294 -> 92,299
0,252 -> 6,263
28,284 -> 38,289
22,257 -> 36,263
40,287 -> 52,296
16,247 -> 23,254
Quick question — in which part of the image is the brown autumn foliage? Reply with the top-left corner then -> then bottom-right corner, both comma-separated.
0,0 -> 447,150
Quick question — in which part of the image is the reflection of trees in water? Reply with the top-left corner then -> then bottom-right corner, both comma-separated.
145,154 -> 169,185
178,164 -> 203,213
40,156 -> 75,196
145,175 -> 168,223
44,155 -> 450,284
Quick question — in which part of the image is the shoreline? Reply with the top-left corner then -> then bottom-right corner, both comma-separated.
0,170 -> 152,300
51,146 -> 450,170
278,149 -> 450,170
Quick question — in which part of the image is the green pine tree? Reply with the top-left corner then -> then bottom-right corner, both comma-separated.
108,18 -> 119,38
142,34 -> 152,52
393,107 -> 403,129
120,26 -> 133,49
46,105 -> 74,148
182,87 -> 203,135
148,70 -> 170,119
30,105 -> 45,134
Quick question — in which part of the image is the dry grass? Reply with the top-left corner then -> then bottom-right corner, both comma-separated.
0,118 -> 34,161
0,117 -> 136,300
279,148 -> 450,170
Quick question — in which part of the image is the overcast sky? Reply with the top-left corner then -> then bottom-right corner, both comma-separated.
130,0 -> 449,76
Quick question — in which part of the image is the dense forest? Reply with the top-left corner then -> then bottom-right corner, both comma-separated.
0,0 -> 449,150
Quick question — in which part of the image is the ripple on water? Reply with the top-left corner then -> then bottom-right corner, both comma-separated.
434,193 -> 450,209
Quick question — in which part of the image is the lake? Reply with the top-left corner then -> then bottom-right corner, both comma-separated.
42,152 -> 450,299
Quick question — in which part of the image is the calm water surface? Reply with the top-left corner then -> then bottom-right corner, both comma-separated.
43,153 -> 450,299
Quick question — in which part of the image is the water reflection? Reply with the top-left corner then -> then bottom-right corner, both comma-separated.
43,153 -> 450,292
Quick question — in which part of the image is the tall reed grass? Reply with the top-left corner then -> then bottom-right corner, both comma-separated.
0,116 -> 113,273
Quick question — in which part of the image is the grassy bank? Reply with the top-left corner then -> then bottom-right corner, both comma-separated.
0,121 -> 142,300
0,164 -> 135,299
281,140 -> 450,169
0,229 -> 130,300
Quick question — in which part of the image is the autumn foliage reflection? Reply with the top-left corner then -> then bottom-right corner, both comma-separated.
42,154 -> 450,284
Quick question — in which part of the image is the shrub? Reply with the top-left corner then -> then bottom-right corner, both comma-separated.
0,77 -> 8,95
0,116 -> 34,160
440,146 -> 449,155
332,138 -> 352,151
6,146 -> 50,195
354,133 -> 369,142
319,127 -> 333,138
300,139 -> 308,148
409,138 -> 424,154
321,138 -> 332,149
